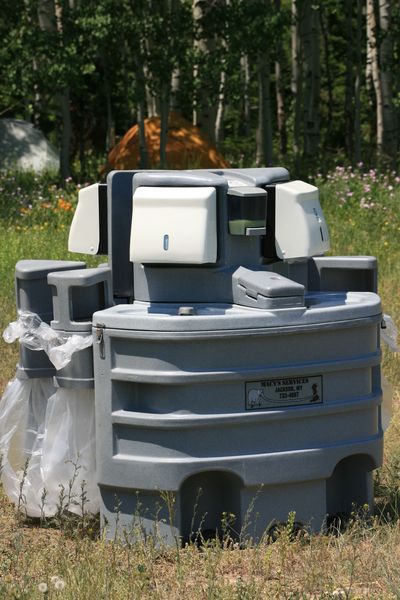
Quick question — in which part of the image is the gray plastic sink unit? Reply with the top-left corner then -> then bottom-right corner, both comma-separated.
93,290 -> 383,544
15,259 -> 86,379
8,167 -> 385,546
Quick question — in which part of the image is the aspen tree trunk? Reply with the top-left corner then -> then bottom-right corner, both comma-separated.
379,0 -> 397,157
135,55 -> 149,169
32,57 -> 41,127
344,0 -> 354,160
142,2 -> 157,119
101,51 -> 115,152
215,69 -> 226,145
37,0 -> 71,179
56,1 -> 72,179
170,68 -> 181,115
256,51 -> 273,167
291,0 -> 302,158
300,0 -> 320,157
143,64 -> 157,118
37,0 -> 56,38
215,0 -> 229,145
159,83 -> 169,168
241,55 -> 251,137
105,81 -> 115,152
78,100 -> 86,179
275,57 -> 287,155
122,37 -> 136,129
353,0 -> 362,164
192,0 -> 218,143
137,98 -> 149,170
59,88 -> 72,179
274,0 -> 287,155
24,0 -> 41,126
367,0 -> 384,157
158,0 -> 178,167
366,3 -> 373,91
319,6 -> 333,144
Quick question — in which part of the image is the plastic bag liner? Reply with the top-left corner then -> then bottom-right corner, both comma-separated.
380,314 -> 398,432
49,336 -> 92,371
382,314 -> 399,353
3,310 -> 92,370
1,311 -> 98,517
0,379 -> 99,517
381,375 -> 393,432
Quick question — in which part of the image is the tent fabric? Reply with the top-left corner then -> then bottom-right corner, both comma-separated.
0,118 -> 59,173
105,113 -> 229,171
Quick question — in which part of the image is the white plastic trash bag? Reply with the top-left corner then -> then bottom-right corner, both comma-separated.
35,387 -> 98,516
1,310 -> 98,517
381,375 -> 393,432
3,310 -> 92,370
0,380 -> 99,517
49,336 -> 92,371
381,314 -> 399,353
0,377 -> 55,515
380,314 -> 398,431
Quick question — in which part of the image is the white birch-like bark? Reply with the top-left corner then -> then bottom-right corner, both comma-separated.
214,0 -> 229,145
300,0 -> 320,157
344,0 -> 354,159
291,0 -> 301,157
143,63 -> 157,118
240,55 -> 251,137
379,0 -> 397,157
170,68 -> 181,115
38,0 -> 71,178
134,51 -> 149,169
192,0 -> 218,143
366,2 -> 373,91
215,69 -> 226,145
159,82 -> 169,168
367,0 -> 384,156
275,0 -> 287,155
319,6 -> 333,142
354,0 -> 362,163
256,50 -> 273,166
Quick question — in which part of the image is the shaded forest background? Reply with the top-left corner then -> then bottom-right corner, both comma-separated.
1,0 -> 399,179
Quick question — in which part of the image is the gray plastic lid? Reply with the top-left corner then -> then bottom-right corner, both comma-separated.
194,167 -> 290,187
228,187 -> 267,197
132,170 -> 229,194
15,260 -> 86,280
235,268 -> 304,298
93,291 -> 381,333
225,167 -> 290,183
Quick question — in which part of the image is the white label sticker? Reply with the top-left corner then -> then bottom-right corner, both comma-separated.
246,376 -> 322,410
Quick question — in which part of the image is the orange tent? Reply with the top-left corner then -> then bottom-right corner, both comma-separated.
105,113 -> 229,171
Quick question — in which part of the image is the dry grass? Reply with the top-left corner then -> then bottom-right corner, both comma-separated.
1,430 -> 400,600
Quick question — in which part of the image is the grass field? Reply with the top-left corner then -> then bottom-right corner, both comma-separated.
0,167 -> 399,599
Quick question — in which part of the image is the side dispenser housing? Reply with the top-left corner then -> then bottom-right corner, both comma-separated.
66,167 -> 383,544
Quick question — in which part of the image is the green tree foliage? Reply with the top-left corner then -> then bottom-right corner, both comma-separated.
0,1 -> 39,120
0,0 -> 398,176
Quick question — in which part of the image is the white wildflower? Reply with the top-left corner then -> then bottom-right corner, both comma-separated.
38,582 -> 48,593
54,579 -> 66,590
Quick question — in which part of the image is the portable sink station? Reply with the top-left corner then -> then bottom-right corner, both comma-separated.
1,167 -> 387,544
